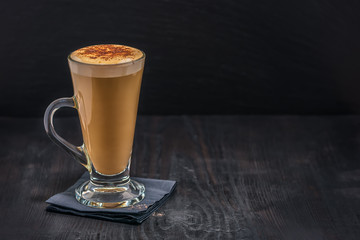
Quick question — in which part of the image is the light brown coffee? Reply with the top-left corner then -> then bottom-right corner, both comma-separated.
69,44 -> 144,175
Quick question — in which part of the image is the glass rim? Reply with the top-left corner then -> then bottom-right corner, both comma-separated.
67,45 -> 146,67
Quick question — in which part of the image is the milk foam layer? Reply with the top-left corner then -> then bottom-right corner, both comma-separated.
68,44 -> 145,78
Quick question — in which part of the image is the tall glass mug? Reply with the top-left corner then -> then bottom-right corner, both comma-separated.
44,44 -> 145,208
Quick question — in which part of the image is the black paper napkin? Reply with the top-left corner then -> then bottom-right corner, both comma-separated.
46,172 -> 176,224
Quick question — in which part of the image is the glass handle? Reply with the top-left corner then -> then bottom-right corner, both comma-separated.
44,97 -> 88,168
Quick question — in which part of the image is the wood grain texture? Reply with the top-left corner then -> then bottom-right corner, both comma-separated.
1,0 -> 360,116
0,115 -> 360,239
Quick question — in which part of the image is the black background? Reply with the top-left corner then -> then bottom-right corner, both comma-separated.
1,0 -> 360,117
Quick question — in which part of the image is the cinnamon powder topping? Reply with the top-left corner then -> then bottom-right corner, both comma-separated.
70,44 -> 143,64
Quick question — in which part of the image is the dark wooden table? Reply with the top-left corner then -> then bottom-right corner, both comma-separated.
0,116 -> 359,239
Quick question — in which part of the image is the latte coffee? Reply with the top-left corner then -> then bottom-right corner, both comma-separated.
68,44 -> 145,175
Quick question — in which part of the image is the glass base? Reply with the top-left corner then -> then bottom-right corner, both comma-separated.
75,179 -> 145,208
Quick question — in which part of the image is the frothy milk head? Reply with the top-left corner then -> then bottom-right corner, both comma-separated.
68,44 -> 145,78
71,44 -> 143,64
